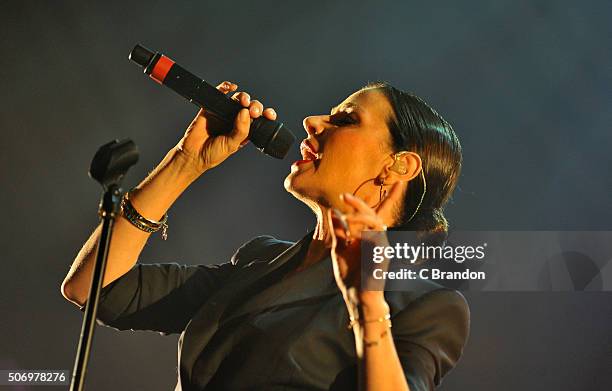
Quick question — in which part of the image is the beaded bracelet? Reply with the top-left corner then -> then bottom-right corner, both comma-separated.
347,313 -> 392,330
121,192 -> 169,240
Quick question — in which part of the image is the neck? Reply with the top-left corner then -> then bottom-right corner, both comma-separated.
300,205 -> 333,270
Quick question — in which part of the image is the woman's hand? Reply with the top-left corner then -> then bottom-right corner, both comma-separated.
327,182 -> 405,305
174,81 -> 278,175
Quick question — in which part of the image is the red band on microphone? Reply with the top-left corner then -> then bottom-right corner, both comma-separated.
149,55 -> 175,84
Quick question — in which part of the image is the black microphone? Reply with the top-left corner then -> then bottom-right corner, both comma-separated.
128,44 -> 295,159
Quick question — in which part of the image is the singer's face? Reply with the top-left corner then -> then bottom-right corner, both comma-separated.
284,88 -> 394,210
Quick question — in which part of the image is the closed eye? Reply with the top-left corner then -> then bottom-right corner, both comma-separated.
329,112 -> 358,126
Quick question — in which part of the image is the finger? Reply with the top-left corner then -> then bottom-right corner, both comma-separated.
332,208 -> 367,248
231,91 -> 251,107
376,181 -> 406,215
341,193 -> 377,216
344,214 -> 387,231
188,108 -> 209,134
329,209 -> 350,247
248,99 -> 264,118
227,108 -> 250,151
263,107 -> 277,120
181,108 -> 210,148
216,81 -> 237,94
327,209 -> 353,281
332,208 -> 350,234
338,214 -> 365,243
337,194 -> 358,214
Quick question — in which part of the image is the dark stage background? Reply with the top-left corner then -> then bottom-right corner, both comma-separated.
1,1 -> 611,390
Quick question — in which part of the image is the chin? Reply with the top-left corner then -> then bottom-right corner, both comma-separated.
284,171 -> 320,205
284,171 -> 304,197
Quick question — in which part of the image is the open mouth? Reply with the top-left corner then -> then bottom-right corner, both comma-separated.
299,139 -> 319,162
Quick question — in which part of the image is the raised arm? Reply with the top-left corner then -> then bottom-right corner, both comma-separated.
60,81 -> 277,307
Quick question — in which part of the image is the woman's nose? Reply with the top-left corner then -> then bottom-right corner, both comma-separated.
302,115 -> 326,136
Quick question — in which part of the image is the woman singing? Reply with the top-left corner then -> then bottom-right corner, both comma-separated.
61,80 -> 469,390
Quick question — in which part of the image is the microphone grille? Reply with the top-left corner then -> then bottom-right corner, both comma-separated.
264,125 -> 296,159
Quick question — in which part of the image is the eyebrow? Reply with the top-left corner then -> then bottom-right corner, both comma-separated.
330,102 -> 360,115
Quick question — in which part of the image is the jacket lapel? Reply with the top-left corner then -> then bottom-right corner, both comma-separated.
179,230 -> 315,385
221,254 -> 339,327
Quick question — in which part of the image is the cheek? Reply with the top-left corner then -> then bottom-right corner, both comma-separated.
319,133 -> 381,183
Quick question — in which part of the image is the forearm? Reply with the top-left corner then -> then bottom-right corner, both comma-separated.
350,294 -> 410,391
61,147 -> 202,305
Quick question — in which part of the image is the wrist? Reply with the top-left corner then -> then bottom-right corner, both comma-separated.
344,288 -> 390,327
357,289 -> 387,310
168,147 -> 208,182
126,148 -> 200,221
358,294 -> 390,319
346,298 -> 391,331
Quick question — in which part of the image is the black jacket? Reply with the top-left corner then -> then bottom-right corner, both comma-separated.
79,231 -> 470,390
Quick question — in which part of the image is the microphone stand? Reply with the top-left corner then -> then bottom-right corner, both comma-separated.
69,139 -> 139,391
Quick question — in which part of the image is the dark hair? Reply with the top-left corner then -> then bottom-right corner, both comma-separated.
363,82 -> 462,241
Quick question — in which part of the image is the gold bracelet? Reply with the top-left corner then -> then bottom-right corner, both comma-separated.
121,191 -> 169,240
347,313 -> 392,330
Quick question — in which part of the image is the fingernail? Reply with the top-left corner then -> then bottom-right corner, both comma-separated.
269,108 -> 276,116
339,194 -> 344,201
252,106 -> 260,114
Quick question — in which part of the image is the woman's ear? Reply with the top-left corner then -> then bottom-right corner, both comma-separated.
388,151 -> 422,181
